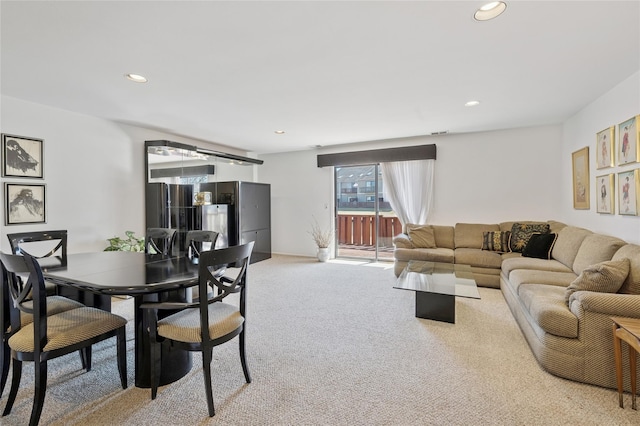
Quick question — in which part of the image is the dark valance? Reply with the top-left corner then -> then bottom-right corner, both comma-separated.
317,144 -> 436,168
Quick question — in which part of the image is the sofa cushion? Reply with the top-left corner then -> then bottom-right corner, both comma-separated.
522,233 -> 557,260
406,224 -> 436,248
432,225 -> 455,249
455,248 -> 502,269
564,259 -> 630,304
572,233 -> 627,275
501,257 -> 573,276
509,222 -> 550,253
551,226 -> 592,269
481,231 -> 511,252
518,284 -> 579,338
394,247 -> 454,264
613,244 -> 640,295
454,223 -> 499,249
508,269 -> 578,294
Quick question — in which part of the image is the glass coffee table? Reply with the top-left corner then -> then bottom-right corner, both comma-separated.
394,260 -> 480,323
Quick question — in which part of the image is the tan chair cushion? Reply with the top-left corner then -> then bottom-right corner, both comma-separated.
158,302 -> 243,343
564,259 -> 630,304
9,307 -> 126,352
20,295 -> 84,326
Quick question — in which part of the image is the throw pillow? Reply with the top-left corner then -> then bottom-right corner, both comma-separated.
522,233 -> 557,260
481,231 -> 511,252
564,258 -> 630,304
509,222 -> 550,253
406,224 -> 436,248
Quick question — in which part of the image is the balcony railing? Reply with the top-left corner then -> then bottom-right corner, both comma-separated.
337,214 -> 401,248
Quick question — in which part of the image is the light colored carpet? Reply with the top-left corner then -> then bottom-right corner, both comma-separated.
2,254 -> 638,425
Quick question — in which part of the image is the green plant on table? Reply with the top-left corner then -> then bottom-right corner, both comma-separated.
104,230 -> 145,252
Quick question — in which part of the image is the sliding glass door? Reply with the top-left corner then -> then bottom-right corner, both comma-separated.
335,165 -> 399,261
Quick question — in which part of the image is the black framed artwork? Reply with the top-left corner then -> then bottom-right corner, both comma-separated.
1,133 -> 44,178
4,182 -> 47,225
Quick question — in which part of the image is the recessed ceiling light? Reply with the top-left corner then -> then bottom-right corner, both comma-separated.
124,73 -> 148,83
274,130 -> 285,134
474,1 -> 507,21
465,100 -> 481,107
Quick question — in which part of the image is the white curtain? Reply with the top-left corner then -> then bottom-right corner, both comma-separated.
380,159 -> 434,226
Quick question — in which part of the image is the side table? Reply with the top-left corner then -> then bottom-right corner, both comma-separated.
611,316 -> 640,409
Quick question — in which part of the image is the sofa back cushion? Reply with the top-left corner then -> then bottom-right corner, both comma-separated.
613,244 -> 640,294
454,223 -> 499,249
406,224 -> 436,248
432,225 -> 455,249
551,226 -> 592,268
572,233 -> 627,275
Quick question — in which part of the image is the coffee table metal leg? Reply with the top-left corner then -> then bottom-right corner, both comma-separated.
415,292 -> 455,323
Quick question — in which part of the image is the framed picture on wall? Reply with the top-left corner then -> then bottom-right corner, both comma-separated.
618,169 -> 639,216
4,182 -> 47,225
596,174 -> 615,214
572,146 -> 590,209
1,133 -> 44,178
596,126 -> 614,169
617,115 -> 640,166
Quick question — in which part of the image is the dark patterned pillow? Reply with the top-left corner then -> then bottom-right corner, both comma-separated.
522,233 -> 557,260
509,223 -> 550,253
481,231 -> 511,252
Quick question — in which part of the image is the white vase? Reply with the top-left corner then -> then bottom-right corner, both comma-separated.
317,247 -> 330,262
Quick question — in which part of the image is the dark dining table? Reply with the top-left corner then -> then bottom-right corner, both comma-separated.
40,251 -> 200,388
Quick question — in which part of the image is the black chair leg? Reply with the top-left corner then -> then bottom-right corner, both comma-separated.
116,327 -> 127,389
239,330 -> 251,383
29,360 -> 47,426
80,347 -> 92,372
150,340 -> 160,400
0,341 -> 9,396
3,359 -> 22,416
203,347 -> 215,417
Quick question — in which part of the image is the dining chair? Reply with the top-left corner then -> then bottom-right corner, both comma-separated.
185,231 -> 220,302
0,252 -> 128,426
141,241 -> 254,417
185,230 -> 219,260
2,230 -> 86,398
7,230 -> 68,295
145,228 -> 177,255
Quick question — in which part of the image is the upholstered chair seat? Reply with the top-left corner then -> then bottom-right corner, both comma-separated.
157,303 -> 243,343
9,307 -> 127,353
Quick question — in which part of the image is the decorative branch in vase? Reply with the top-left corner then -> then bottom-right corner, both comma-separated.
309,217 -> 333,262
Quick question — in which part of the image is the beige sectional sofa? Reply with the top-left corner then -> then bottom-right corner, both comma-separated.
393,221 -> 640,392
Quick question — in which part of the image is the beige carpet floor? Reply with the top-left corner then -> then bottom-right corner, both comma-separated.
1,254 -> 638,425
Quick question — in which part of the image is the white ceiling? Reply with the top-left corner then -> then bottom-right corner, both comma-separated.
1,1 -> 639,155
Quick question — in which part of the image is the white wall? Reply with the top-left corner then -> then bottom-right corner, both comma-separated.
560,71 -> 640,244
0,95 -> 253,254
259,125 -> 563,257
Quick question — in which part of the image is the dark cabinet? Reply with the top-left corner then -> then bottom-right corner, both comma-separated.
199,181 -> 271,263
